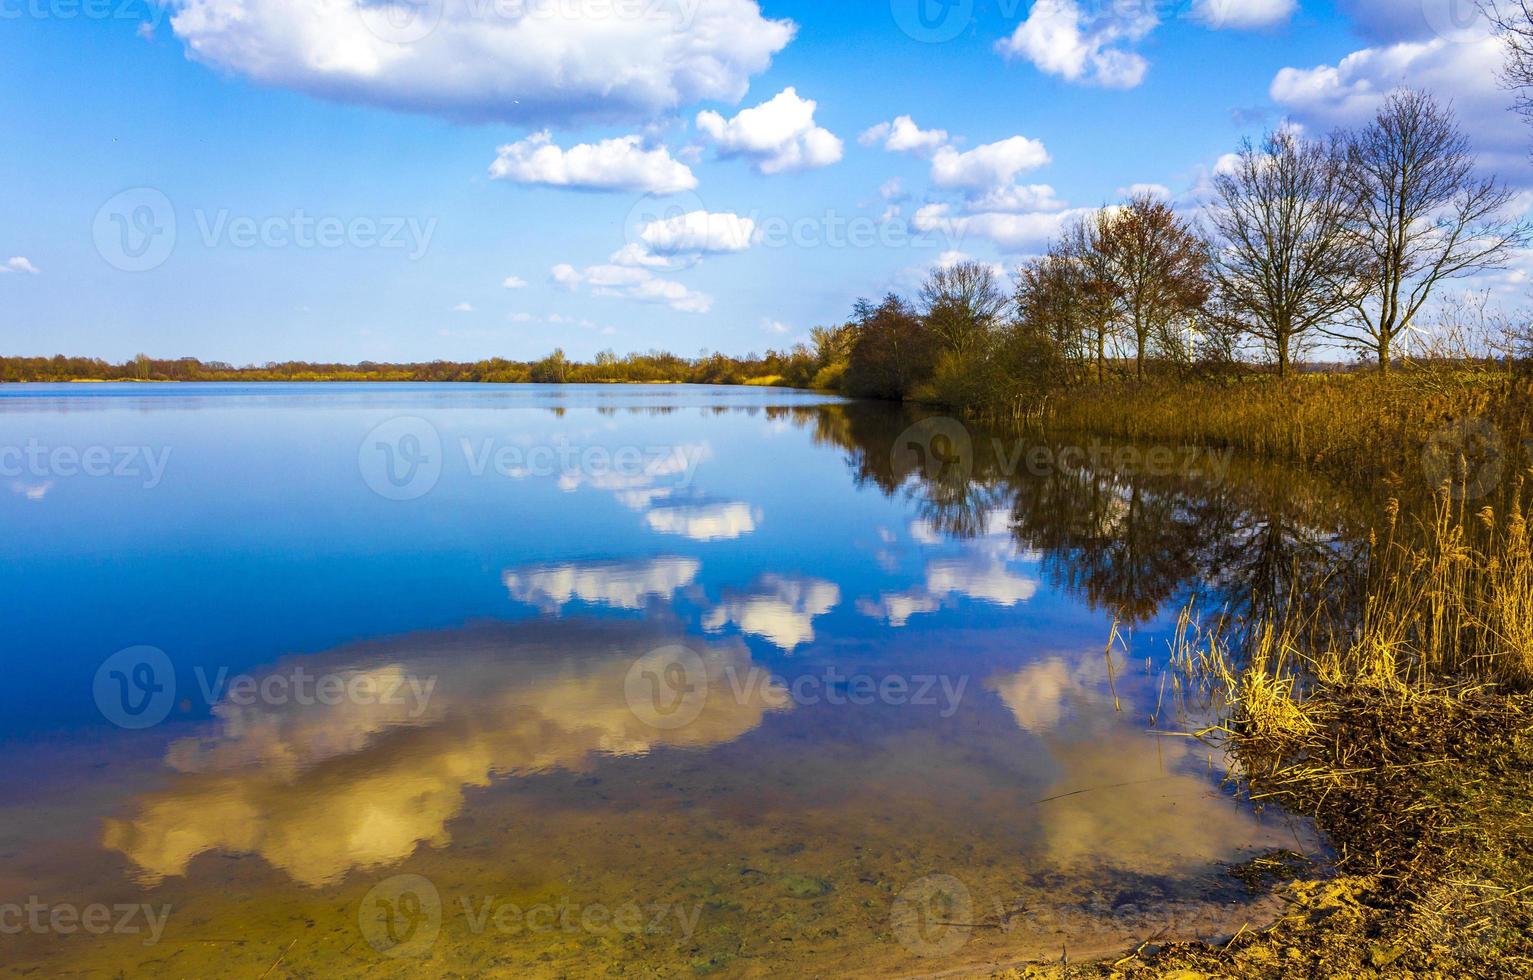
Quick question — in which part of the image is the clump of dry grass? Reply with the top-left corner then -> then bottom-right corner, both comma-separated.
1045,370 -> 1533,486
1138,476 -> 1533,976
1178,472 -> 1533,702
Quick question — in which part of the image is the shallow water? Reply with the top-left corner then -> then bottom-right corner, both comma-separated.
0,383 -> 1353,977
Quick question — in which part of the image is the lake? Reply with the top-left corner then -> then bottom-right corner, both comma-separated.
0,383 -> 1355,977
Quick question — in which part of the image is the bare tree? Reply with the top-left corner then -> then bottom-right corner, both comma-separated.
1014,215 -> 1119,382
1015,251 -> 1085,370
1486,1 -> 1533,128
1331,90 -> 1530,371
920,260 -> 1010,355
1100,194 -> 1211,380
1208,130 -> 1367,377
1069,212 -> 1123,383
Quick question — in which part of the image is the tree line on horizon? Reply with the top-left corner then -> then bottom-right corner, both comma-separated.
829,89 -> 1532,417
6,91 -> 1531,413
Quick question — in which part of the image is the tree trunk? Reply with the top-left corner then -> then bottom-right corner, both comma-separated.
1378,335 -> 1391,375
1136,332 -> 1146,381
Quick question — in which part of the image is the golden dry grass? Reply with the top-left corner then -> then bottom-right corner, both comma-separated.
1045,370 -> 1533,484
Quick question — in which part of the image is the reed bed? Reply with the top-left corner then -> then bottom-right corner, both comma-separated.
1117,475 -> 1533,976
1046,370 -> 1533,485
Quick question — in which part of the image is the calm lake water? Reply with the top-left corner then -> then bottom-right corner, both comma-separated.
0,383 -> 1359,977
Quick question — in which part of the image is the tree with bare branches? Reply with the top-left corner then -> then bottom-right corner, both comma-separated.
920,260 -> 1010,356
1208,130 -> 1367,377
1330,89 -> 1530,372
1099,194 -> 1211,380
1485,1 -> 1533,130
1014,216 -> 1113,381
1067,212 -> 1122,383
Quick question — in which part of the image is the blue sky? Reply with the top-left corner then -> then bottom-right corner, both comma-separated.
1,0 -> 1527,363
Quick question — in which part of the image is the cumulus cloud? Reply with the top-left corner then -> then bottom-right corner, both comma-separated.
913,203 -> 1087,251
502,275 -> 527,288
645,501 -> 757,541
857,558 -> 1038,627
551,262 -> 711,313
639,210 -> 756,255
997,0 -> 1157,89
2,256 -> 39,274
1270,34 -> 1523,162
165,0 -> 794,124
489,131 -> 696,193
859,115 -> 950,157
1193,0 -> 1296,30
503,557 -> 701,614
697,87 -> 843,174
101,626 -> 789,886
703,574 -> 841,650
936,250 -> 1009,280
932,137 -> 1051,194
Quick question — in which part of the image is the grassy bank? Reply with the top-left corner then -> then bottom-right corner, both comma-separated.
988,687 -> 1533,979
1136,481 -> 1530,976
1040,369 -> 1533,487
979,479 -> 1533,977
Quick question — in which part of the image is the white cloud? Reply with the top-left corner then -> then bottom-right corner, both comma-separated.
1270,35 -> 1523,162
608,243 -> 679,269
860,115 -> 950,157
1118,182 -> 1171,199
489,131 -> 696,193
970,183 -> 1067,213
926,559 -> 1039,607
639,210 -> 756,255
452,301 -> 474,313
856,557 -> 1038,627
936,250 -> 1008,280
932,137 -> 1051,192
997,0 -> 1157,89
1193,0 -> 1296,30
503,557 -> 701,614
879,177 -> 908,201
765,318 -> 791,334
502,276 -> 527,289
166,0 -> 794,124
913,203 -> 1088,251
697,87 -> 843,174
703,574 -> 840,650
645,501 -> 757,541
550,262 -> 711,313
2,256 -> 39,275
928,137 -> 1060,213
855,592 -> 941,628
